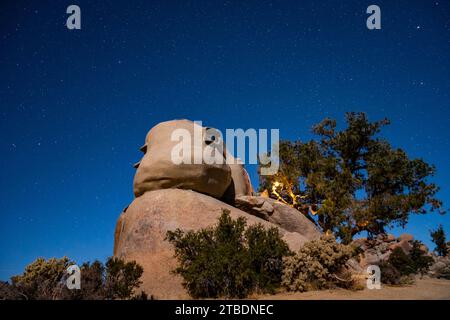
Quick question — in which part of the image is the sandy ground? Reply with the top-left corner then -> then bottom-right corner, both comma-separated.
254,278 -> 450,300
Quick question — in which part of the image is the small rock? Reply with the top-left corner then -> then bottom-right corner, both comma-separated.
380,252 -> 391,262
364,252 -> 381,265
377,234 -> 386,241
386,234 -> 395,242
260,201 -> 274,214
378,242 -> 389,253
388,239 -> 412,254
398,233 -> 414,242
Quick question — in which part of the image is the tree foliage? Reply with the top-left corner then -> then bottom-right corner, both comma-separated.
0,257 -> 145,300
409,241 -> 434,275
430,224 -> 448,257
260,112 -> 443,243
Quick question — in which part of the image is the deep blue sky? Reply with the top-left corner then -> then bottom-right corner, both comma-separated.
1,0 -> 449,280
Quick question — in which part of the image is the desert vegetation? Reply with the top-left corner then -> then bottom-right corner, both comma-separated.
282,235 -> 361,292
378,241 -> 433,285
430,224 -> 449,257
0,257 -> 146,300
167,212 -> 364,298
166,209 -> 290,298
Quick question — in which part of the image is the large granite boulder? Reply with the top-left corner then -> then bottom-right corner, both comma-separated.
114,189 -> 315,299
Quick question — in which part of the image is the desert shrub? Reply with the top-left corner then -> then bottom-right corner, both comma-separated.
10,257 -> 72,300
0,281 -> 27,300
104,257 -> 144,299
60,257 -> 145,300
379,261 -> 414,285
67,260 -> 106,299
409,241 -> 433,275
387,247 -> 415,276
1,257 -> 145,300
380,242 -> 433,285
281,235 -> 357,292
388,243 -> 433,276
165,209 -> 291,298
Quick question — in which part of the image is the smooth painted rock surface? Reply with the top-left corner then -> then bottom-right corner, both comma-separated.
133,119 -> 232,199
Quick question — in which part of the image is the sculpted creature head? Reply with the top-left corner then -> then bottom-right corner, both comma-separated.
133,119 -> 253,200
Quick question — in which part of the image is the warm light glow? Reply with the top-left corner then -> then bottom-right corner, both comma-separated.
271,181 -> 290,205
357,220 -> 369,227
270,179 -> 306,208
260,189 -> 269,198
309,206 -> 318,216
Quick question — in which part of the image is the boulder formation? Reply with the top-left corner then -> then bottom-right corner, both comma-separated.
114,119 -> 321,299
353,233 -> 450,280
429,255 -> 450,279
353,233 -> 427,267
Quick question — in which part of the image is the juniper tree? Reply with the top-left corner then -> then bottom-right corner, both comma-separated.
260,112 -> 443,243
430,224 -> 448,257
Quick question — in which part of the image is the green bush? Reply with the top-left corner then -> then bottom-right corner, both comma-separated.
387,247 -> 415,276
380,241 -> 433,285
378,261 -> 412,285
281,235 -> 357,292
409,241 -> 433,275
430,224 -> 448,257
104,257 -> 144,299
165,209 -> 291,298
10,257 -> 73,300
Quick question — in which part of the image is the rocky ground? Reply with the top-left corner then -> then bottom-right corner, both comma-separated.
254,277 -> 450,300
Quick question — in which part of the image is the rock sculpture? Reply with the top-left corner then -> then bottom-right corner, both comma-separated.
114,119 -> 321,299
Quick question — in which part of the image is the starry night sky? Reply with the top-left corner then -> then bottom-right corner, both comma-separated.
1,0 -> 449,280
